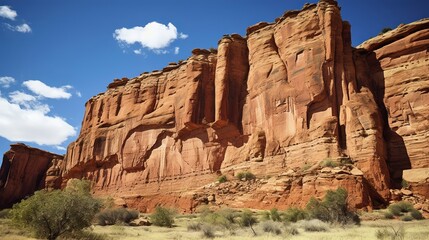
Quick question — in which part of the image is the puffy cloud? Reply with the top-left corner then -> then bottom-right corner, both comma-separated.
9,91 -> 50,114
179,33 -> 188,39
4,23 -> 32,33
76,91 -> 82,97
174,47 -> 180,55
0,76 -> 15,88
16,23 -> 31,33
0,96 -> 76,146
113,21 -> 188,52
0,6 -> 17,20
153,49 -> 168,55
23,80 -> 72,99
133,49 -> 142,55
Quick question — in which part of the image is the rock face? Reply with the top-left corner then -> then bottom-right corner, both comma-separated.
0,144 -> 63,208
1,1 -> 428,212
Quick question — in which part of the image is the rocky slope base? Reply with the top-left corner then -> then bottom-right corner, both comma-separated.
1,0 -> 428,213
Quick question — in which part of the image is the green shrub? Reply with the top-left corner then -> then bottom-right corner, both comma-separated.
299,219 -> 329,232
283,207 -> 308,222
95,208 -> 139,225
236,171 -> 256,181
380,27 -> 393,35
217,175 -> 227,183
239,209 -> 257,235
401,215 -> 413,221
150,206 -> 176,228
320,159 -> 338,168
262,211 -> 271,221
269,208 -> 281,222
261,220 -> 282,235
10,179 -> 101,240
388,201 -> 414,216
199,208 -> 236,230
410,209 -> 423,220
306,188 -> 360,225
383,211 -> 394,219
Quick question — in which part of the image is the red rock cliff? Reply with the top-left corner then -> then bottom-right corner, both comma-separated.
2,1 -> 428,212
0,144 -> 63,208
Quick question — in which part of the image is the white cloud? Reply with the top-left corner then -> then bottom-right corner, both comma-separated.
23,80 -> 72,99
4,23 -> 32,33
54,145 -> 67,151
0,6 -> 17,20
8,91 -> 50,114
0,96 -> 76,146
76,91 -> 82,97
113,21 -> 188,52
174,47 -> 180,55
179,33 -> 188,39
153,49 -> 168,55
16,23 -> 31,33
0,76 -> 15,88
133,49 -> 142,55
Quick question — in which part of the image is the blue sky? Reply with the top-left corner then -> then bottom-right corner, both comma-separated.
0,0 -> 428,160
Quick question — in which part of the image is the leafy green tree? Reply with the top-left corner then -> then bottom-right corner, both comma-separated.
10,179 -> 101,240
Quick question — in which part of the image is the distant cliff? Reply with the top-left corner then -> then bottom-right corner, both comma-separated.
1,0 -> 428,213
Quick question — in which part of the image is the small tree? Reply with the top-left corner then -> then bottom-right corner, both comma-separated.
239,209 -> 257,236
306,188 -> 359,225
10,179 -> 101,240
150,206 -> 176,227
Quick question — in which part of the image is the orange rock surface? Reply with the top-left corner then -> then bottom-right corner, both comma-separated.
1,1 -> 428,212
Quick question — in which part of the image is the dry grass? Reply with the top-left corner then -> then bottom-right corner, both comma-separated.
1,215 -> 428,240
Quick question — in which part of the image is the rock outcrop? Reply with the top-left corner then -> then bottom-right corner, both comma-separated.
0,144 -> 63,208
1,1 -> 428,213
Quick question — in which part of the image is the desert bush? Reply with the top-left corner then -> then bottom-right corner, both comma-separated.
217,175 -> 227,183
283,207 -> 308,222
261,220 -> 282,235
199,208 -> 236,231
150,206 -> 176,228
306,188 -> 360,225
410,209 -> 423,220
388,201 -> 414,216
375,226 -> 405,240
187,222 -> 202,231
236,171 -> 255,181
95,208 -> 139,225
10,179 -> 101,240
0,209 -> 10,219
239,209 -> 257,235
320,159 -> 338,168
200,224 -> 215,238
269,208 -> 281,222
285,226 -> 299,235
299,219 -> 329,232
383,211 -> 394,219
380,27 -> 393,35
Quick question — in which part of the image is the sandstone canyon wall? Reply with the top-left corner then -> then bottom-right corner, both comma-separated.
1,0 -> 428,213
0,144 -> 63,208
